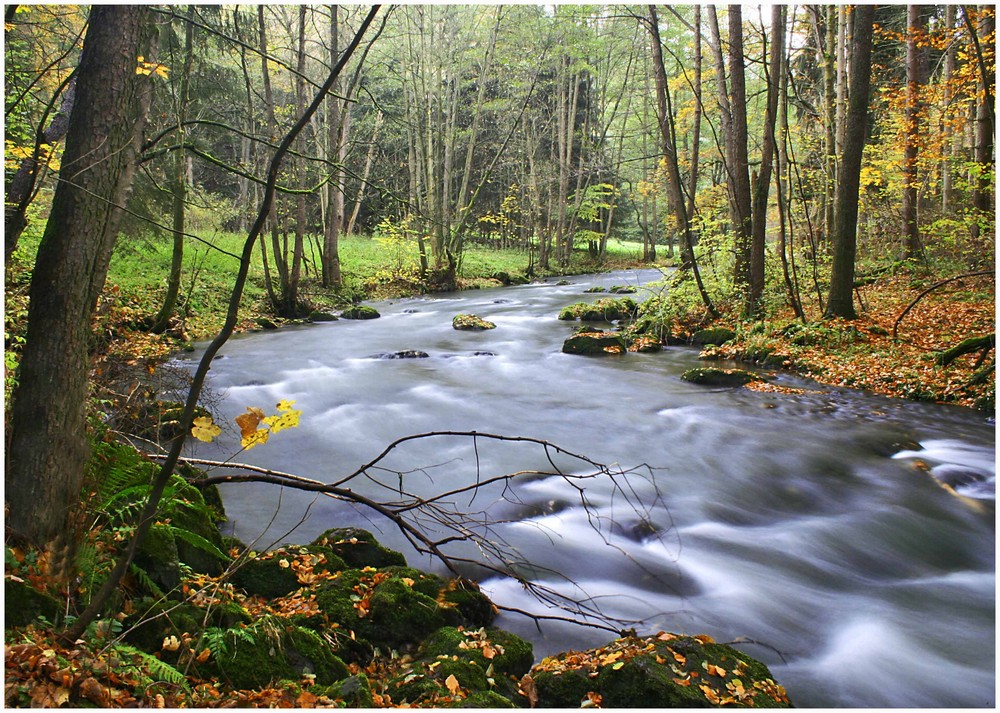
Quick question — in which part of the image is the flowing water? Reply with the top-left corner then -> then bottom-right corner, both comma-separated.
176,269 -> 995,707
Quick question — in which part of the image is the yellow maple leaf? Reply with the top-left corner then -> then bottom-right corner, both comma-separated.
263,403 -> 301,434
191,416 -> 221,443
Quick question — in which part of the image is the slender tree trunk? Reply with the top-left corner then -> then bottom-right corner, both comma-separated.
902,4 -> 925,260
748,5 -> 784,315
322,5 -> 343,287
941,5 -> 957,213
967,5 -> 995,241
825,5 -> 876,320
727,6 -> 753,299
152,8 -> 195,334
648,5 -> 716,317
823,5 -> 837,247
686,5 -> 702,227
346,111 -> 382,238
6,6 -> 153,547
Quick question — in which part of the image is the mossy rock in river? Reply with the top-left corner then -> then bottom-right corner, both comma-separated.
562,331 -> 626,355
420,626 -> 534,679
212,619 -> 350,690
525,633 -> 791,708
4,579 -> 62,627
340,305 -> 381,320
309,310 -> 339,322
453,313 -> 497,331
559,297 -> 638,323
312,527 -> 406,568
681,367 -> 762,387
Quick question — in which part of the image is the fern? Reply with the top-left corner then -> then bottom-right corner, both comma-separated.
128,562 -> 165,598
167,526 -> 231,563
109,643 -> 189,690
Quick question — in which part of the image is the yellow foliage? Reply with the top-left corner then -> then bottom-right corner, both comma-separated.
191,416 -> 221,443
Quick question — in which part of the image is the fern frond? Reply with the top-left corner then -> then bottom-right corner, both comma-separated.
110,643 -> 189,689
167,526 -> 231,563
128,562 -> 165,598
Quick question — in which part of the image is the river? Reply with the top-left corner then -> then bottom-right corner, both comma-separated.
176,269 -> 995,707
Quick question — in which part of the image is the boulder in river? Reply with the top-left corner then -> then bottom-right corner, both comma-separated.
524,633 -> 791,708
681,367 -> 762,387
309,310 -> 339,322
369,350 -> 430,359
341,305 -> 380,320
562,331 -> 626,355
691,327 -> 737,346
559,296 -> 638,323
453,313 -> 497,330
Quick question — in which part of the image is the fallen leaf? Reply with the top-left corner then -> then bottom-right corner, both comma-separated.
445,674 -> 461,696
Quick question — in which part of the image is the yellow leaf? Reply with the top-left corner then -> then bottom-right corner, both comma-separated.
263,406 -> 301,434
445,674 -> 461,695
241,427 -> 270,450
191,416 -> 221,443
235,407 -> 265,438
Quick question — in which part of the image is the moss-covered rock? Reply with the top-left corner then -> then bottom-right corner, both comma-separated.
160,482 -> 229,577
312,528 -> 406,568
691,327 -> 737,346
562,331 -> 625,355
560,297 -> 638,323
213,620 -> 349,690
317,673 -> 374,707
419,626 -> 534,679
609,285 -> 637,294
453,314 -> 497,331
230,545 -> 347,599
524,633 -> 791,708
437,579 -> 497,628
681,367 -> 762,387
452,690 -> 517,708
341,305 -> 380,320
4,579 -> 61,627
309,311 -> 339,322
134,523 -> 181,593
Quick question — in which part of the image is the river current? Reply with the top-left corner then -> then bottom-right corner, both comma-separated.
177,269 -> 995,707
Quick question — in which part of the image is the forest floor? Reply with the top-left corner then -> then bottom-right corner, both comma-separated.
696,270 -> 995,411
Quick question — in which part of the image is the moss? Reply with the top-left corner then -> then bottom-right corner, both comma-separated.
597,654 -> 710,707
419,627 -> 532,679
562,331 -> 625,355
451,690 -> 517,708
532,669 -> 594,707
341,305 -> 380,320
309,311 -> 339,322
4,579 -> 61,627
213,621 -> 348,689
691,327 -> 737,346
437,580 -> 497,628
560,297 -> 638,322
134,523 -> 180,593
368,578 -> 446,647
312,528 -> 406,568
453,313 -> 497,330
319,673 -> 374,707
230,556 -> 301,598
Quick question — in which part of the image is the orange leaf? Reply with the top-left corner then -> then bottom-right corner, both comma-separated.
235,407 -> 265,438
445,674 -> 461,695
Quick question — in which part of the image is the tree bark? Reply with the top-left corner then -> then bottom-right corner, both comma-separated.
726,6 -> 753,299
825,5 -> 876,320
322,5 -> 343,287
152,7 -> 196,334
902,5 -> 924,261
6,6 -> 153,547
749,5 -> 785,315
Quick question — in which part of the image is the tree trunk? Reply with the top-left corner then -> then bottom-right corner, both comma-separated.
727,6 -> 753,300
152,8 -> 196,334
825,5 -> 876,320
6,6 -> 152,547
902,4 -> 924,261
941,5 -> 957,213
322,5 -> 343,287
749,4 -> 785,315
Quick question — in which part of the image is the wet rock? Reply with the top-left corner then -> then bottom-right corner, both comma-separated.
559,297 -> 638,323
526,633 -> 791,708
932,464 -> 990,489
681,367 -> 762,387
309,311 -> 338,322
453,313 -> 497,330
341,305 -> 380,320
255,317 -> 278,330
562,331 -> 625,355
312,527 -> 407,568
609,285 -> 637,294
369,350 -> 430,359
